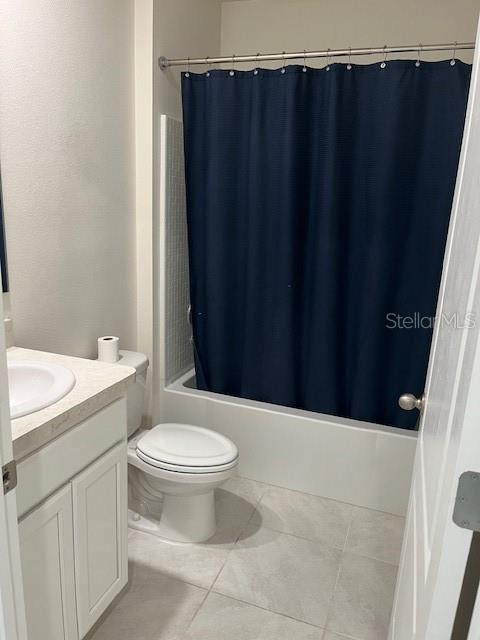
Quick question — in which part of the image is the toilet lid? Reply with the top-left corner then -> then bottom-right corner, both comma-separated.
136,423 -> 238,469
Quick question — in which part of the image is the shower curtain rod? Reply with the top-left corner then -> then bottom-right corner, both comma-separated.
158,42 -> 475,69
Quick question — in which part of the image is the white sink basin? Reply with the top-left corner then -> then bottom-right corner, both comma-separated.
8,361 -> 76,419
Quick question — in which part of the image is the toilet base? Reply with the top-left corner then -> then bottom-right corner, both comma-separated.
128,490 -> 216,543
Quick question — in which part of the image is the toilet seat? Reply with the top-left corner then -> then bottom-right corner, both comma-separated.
136,423 -> 239,474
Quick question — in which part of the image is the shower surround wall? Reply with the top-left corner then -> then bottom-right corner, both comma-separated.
154,114 -> 193,421
162,116 -> 193,383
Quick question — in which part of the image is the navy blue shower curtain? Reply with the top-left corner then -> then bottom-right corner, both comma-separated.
182,60 -> 470,429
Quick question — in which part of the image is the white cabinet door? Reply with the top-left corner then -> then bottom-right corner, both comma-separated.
19,485 -> 78,640
72,442 -> 128,637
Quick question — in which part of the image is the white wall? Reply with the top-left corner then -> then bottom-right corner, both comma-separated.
0,1 -> 136,359
146,0 -> 222,422
135,0 -> 154,424
221,0 -> 480,66
154,0 -> 223,119
161,117 -> 193,384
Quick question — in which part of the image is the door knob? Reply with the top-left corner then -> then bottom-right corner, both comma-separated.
399,393 -> 424,411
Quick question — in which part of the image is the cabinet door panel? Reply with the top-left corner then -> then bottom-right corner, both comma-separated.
72,442 -> 127,637
19,485 -> 78,640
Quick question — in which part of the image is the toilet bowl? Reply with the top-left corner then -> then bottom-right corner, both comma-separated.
115,350 -> 239,543
127,424 -> 239,543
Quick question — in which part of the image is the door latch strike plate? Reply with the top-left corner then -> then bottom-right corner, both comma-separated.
2,459 -> 17,495
453,471 -> 480,532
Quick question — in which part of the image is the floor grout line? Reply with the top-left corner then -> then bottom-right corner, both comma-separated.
322,513 -> 353,637
325,632 -> 363,640
184,483 -> 268,633
208,589 -> 327,631
130,519 -> 401,568
241,485 -> 404,564
247,521 -> 350,550
236,474 -> 407,518
340,548 -> 402,567
232,518 -> 402,566
184,585 -> 211,631
208,488 -> 266,591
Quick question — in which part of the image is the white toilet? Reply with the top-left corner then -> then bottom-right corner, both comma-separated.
117,350 -> 239,543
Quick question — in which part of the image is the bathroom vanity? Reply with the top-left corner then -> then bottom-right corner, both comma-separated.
9,347 -> 135,640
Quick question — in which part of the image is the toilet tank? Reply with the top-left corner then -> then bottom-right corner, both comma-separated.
117,350 -> 149,437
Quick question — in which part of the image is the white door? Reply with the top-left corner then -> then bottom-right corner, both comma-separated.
19,485 -> 78,640
0,290 -> 26,640
390,19 -> 480,640
72,442 -> 128,638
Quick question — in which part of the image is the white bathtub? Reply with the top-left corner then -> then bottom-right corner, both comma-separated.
161,368 -> 417,516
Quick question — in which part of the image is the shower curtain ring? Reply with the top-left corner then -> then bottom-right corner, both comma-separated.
185,57 -> 190,78
450,41 -> 458,66
326,48 -> 331,71
205,56 -> 211,77
416,43 -> 422,67
347,47 -> 352,70
254,52 -> 260,75
230,54 -> 236,76
281,51 -> 286,73
303,49 -> 307,72
381,45 -> 388,69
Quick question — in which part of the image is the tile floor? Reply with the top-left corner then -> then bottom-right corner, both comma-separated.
89,477 -> 404,640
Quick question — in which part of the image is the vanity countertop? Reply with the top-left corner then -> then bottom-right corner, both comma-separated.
8,347 -> 135,460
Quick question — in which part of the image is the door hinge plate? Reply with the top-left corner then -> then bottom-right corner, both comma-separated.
453,471 -> 480,532
2,459 -> 17,495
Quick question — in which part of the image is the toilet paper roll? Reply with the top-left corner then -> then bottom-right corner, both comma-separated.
97,336 -> 120,363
